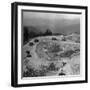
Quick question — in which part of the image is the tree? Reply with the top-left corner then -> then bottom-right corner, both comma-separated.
23,27 -> 29,44
44,29 -> 52,36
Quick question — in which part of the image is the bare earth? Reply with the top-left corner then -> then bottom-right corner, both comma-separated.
22,34 -> 80,77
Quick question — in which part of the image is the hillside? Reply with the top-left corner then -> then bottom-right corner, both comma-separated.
22,34 -> 80,77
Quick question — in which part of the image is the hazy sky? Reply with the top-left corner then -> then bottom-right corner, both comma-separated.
23,11 -> 80,34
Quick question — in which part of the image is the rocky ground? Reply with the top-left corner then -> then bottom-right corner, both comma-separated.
22,34 -> 80,77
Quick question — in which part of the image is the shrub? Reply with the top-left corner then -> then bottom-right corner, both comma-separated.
52,37 -> 57,40
58,72 -> 66,76
47,63 -> 57,71
29,42 -> 34,46
34,39 -> 39,43
62,37 -> 66,41
26,50 -> 30,54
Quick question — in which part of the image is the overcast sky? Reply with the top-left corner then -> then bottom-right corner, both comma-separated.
23,11 -> 80,34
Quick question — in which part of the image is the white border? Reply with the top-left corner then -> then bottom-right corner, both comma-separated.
18,5 -> 86,84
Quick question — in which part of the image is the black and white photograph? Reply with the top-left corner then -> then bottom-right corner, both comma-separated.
11,2 -> 88,87
22,11 -> 80,77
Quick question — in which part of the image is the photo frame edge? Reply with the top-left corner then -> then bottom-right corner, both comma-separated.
11,2 -> 88,87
